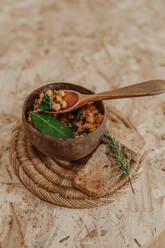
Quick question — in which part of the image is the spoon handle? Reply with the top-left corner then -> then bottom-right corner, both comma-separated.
86,80 -> 165,102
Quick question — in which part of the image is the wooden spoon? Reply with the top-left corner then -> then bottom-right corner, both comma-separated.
45,80 -> 165,114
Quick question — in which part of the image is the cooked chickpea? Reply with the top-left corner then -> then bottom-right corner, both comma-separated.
46,90 -> 53,97
40,93 -> 44,98
38,98 -> 42,105
76,121 -> 83,130
87,115 -> 95,123
89,105 -> 97,111
56,95 -> 62,102
95,113 -> 103,123
76,122 -> 81,127
93,109 -> 99,114
58,90 -> 65,97
52,103 -> 61,111
38,93 -> 44,105
28,115 -> 31,122
61,100 -> 67,109
84,123 -> 91,129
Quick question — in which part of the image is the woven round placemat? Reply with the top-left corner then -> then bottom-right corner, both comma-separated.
9,106 -> 144,208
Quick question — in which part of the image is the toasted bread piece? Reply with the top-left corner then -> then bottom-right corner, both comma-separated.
74,131 -> 144,198
73,144 -> 121,198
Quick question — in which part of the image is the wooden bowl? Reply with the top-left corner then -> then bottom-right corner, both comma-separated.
22,82 -> 106,161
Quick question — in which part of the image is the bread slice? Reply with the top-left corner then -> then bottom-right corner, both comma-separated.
73,131 -> 145,198
73,144 -> 121,198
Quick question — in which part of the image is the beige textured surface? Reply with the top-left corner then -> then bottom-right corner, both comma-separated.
0,0 -> 165,247
142,229 -> 165,248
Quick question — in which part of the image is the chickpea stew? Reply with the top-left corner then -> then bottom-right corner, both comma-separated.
28,89 -> 103,138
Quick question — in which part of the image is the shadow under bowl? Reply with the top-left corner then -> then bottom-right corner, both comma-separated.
22,82 -> 106,161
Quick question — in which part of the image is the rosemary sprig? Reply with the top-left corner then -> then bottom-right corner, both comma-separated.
105,129 -> 135,194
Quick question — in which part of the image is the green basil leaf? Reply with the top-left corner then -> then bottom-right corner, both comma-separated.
31,112 -> 75,138
38,92 -> 52,111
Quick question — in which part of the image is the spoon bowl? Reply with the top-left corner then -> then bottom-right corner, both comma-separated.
45,90 -> 87,114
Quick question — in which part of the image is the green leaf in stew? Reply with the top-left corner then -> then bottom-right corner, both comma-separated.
38,92 -> 52,111
30,112 -> 75,138
76,109 -> 83,121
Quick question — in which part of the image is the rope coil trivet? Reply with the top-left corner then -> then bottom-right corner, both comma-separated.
9,106 -> 144,208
